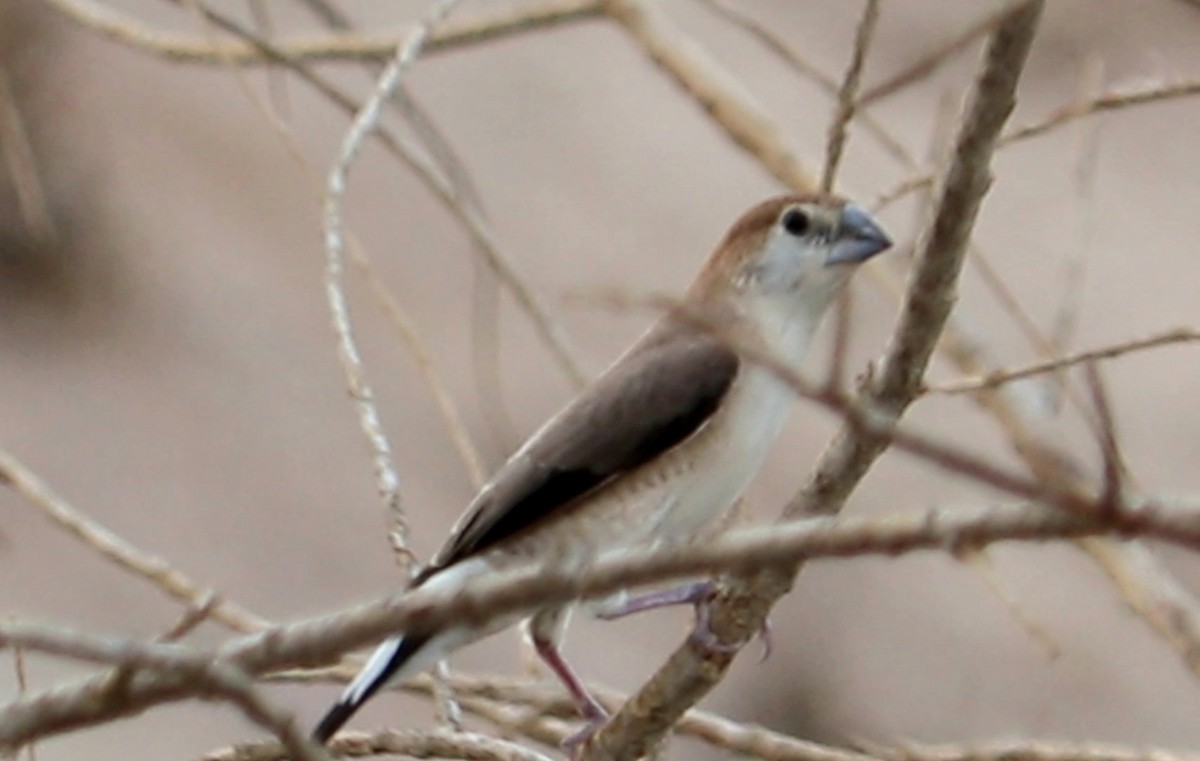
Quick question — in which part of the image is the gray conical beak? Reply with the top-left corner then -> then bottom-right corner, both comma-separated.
826,204 -> 892,266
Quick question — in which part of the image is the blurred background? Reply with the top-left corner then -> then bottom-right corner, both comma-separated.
2,1 -> 1199,759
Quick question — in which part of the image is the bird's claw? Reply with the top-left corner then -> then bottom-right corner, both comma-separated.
561,711 -> 607,759
688,591 -> 773,662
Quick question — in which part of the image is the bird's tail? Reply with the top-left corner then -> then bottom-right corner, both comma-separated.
312,633 -> 432,743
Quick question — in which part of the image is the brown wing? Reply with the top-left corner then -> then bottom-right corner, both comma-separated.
416,324 -> 739,582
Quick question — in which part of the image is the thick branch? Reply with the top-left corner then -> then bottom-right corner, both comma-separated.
11,492 -> 1200,750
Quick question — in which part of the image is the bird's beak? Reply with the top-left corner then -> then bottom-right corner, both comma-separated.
826,204 -> 892,266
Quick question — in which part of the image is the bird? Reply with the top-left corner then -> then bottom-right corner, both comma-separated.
313,193 -> 891,747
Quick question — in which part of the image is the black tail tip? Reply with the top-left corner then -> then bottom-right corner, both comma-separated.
312,699 -> 356,744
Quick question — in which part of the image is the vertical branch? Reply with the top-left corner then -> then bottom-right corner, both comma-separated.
321,0 -> 468,730
323,0 -> 464,571
821,0 -> 881,192
822,0 -> 881,389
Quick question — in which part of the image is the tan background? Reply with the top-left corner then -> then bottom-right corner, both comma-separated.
2,1 -> 1199,759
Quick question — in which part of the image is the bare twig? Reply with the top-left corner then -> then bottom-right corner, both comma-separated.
1084,540 -> 1200,677
925,328 -> 1199,394
0,447 -> 268,634
150,0 -> 586,392
294,0 -> 486,221
14,491 -> 1200,750
362,269 -> 489,488
822,0 -> 881,388
187,3 -> 489,492
41,0 -> 604,64
0,64 -> 57,245
1003,78 -> 1200,145
875,77 -> 1200,210
0,623 -> 326,761
202,728 -> 555,761
821,0 -> 881,192
322,0 -> 463,570
1052,56 -> 1106,371
696,0 -> 915,170
602,0 -> 820,191
1084,364 -> 1126,506
865,738 -> 1200,761
857,1 -> 1025,106
9,626 -> 36,761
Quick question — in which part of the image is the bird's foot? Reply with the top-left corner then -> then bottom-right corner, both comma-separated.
561,707 -> 608,759
593,581 -> 714,620
687,587 -> 772,662
594,581 -> 772,660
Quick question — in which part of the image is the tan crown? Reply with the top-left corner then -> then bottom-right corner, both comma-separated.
687,193 -> 848,302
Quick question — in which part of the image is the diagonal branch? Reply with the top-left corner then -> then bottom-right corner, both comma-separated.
0,447 -> 269,634
40,0 -> 604,64
601,0 -> 820,191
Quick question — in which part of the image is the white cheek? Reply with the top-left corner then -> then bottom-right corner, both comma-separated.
754,230 -> 820,292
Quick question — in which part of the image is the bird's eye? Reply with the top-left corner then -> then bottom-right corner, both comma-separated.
782,208 -> 810,237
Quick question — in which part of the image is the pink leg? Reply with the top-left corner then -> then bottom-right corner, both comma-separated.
594,581 -> 713,620
532,634 -> 608,754
597,581 -> 772,661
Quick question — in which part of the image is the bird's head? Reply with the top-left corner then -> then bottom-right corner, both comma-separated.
689,194 -> 890,330
693,194 -> 890,301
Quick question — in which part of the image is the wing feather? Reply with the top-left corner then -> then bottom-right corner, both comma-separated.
417,324 -> 738,581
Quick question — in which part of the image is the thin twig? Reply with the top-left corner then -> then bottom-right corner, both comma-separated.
696,0 -> 916,170
857,0 -> 1026,106
9,624 -> 36,761
0,447 -> 269,633
151,0 -> 586,389
821,0 -> 881,192
40,0 -> 604,64
1003,78 -> 1200,144
602,0 -> 820,191
924,328 -> 1199,394
1084,364 -> 1126,507
822,0 -> 881,389
293,0 -> 486,220
322,0 -> 463,573
865,738 -> 1200,761
319,0 -> 469,727
188,3 -> 489,492
0,64 -> 57,245
1047,57 -> 1105,415
1083,540 -> 1200,677
156,592 -> 220,643
874,77 -> 1200,209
